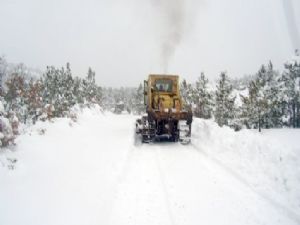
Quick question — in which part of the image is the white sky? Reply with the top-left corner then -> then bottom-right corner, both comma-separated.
0,0 -> 299,87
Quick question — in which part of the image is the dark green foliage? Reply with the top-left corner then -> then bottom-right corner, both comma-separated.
180,79 -> 194,108
214,72 -> 236,127
241,62 -> 285,131
281,60 -> 300,127
82,67 -> 102,105
41,64 -> 103,118
194,73 -> 213,119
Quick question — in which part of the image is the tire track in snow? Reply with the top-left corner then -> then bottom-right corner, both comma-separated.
154,148 -> 176,225
190,143 -> 300,224
104,117 -> 144,223
104,145 -> 138,224
106,144 -> 176,225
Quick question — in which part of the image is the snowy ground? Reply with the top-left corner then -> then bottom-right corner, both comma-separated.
0,107 -> 300,225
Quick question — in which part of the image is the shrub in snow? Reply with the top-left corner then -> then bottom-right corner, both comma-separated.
68,105 -> 82,122
0,100 -> 15,146
10,112 -> 19,135
4,73 -> 28,123
26,79 -> 44,123
0,115 -> 14,147
41,104 -> 55,121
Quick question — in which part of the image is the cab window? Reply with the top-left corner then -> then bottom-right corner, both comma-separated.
155,79 -> 173,92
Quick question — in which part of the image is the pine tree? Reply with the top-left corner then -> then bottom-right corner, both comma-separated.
214,72 -> 236,127
59,63 -> 75,115
82,67 -> 102,106
41,64 -> 75,117
281,59 -> 300,127
262,62 -> 282,128
240,64 -> 278,131
194,72 -> 213,119
132,83 -> 144,114
73,77 -> 84,105
180,79 -> 194,109
241,79 -> 266,131
42,66 -> 59,117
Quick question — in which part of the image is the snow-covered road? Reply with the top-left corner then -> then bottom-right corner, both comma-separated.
0,109 -> 299,225
109,144 -> 298,225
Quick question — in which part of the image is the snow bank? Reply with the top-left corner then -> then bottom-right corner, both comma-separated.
0,107 -> 136,225
192,118 -> 300,217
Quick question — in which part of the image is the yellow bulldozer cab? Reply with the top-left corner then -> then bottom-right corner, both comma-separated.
144,74 -> 182,112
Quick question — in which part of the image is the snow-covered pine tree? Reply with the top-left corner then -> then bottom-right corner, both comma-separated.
241,79 -> 265,131
42,63 -> 92,117
240,65 -> 273,131
42,65 -> 72,117
58,63 -> 75,115
82,67 -> 102,106
214,72 -> 236,127
261,62 -> 282,128
281,58 -> 300,127
42,66 -> 59,117
194,72 -> 213,119
132,83 -> 145,114
180,79 -> 194,109
72,77 -> 84,105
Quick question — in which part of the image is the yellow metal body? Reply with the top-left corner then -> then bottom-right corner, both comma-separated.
145,74 -> 183,113
136,74 -> 192,143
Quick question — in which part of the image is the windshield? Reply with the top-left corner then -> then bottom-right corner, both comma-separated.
155,79 -> 173,92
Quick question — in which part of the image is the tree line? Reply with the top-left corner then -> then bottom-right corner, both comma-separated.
0,55 -> 299,146
180,59 -> 300,131
0,58 -> 104,146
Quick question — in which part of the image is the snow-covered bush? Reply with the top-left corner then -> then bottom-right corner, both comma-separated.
0,60 -> 108,147
0,101 -> 15,147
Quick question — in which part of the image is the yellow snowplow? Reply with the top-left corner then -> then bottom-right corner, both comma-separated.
135,74 -> 192,144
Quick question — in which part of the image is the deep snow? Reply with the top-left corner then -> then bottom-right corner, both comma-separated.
0,107 -> 299,225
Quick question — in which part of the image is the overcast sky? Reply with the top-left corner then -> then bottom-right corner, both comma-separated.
0,0 -> 299,87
